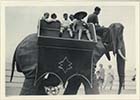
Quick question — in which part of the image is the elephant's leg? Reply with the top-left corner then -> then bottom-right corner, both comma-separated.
84,75 -> 99,94
63,76 -> 82,95
64,75 -> 99,95
20,78 -> 41,95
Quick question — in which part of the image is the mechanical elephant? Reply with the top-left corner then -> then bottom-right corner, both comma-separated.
10,23 -> 125,95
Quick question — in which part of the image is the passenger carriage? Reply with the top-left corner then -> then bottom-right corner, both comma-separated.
35,18 -> 98,94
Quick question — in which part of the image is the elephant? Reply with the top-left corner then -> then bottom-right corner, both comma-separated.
10,23 -> 125,95
63,23 -> 125,95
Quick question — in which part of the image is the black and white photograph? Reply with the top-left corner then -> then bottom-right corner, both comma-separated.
0,1 -> 140,100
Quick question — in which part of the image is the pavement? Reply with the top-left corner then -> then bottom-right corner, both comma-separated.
6,82 -> 136,96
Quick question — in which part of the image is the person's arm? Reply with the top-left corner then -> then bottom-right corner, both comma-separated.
82,21 -> 88,29
88,14 -> 100,26
94,16 -> 100,27
72,20 -> 77,32
87,15 -> 92,23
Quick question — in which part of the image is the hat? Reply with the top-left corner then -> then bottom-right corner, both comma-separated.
74,11 -> 87,19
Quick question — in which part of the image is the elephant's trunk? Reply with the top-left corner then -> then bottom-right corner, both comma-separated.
116,24 -> 125,94
117,50 -> 125,94
109,23 -> 125,94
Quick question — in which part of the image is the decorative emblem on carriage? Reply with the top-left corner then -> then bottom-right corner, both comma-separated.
58,57 -> 72,73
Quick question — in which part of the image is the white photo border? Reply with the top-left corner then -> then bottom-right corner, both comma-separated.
0,1 -> 140,100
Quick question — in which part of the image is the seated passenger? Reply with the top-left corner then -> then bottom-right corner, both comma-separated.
39,13 -> 61,37
69,14 -> 77,33
42,12 -> 50,22
37,12 -> 49,34
48,13 -> 59,22
60,13 -> 73,38
73,11 -> 92,41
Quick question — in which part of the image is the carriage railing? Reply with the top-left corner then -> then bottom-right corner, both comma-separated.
37,19 -> 97,42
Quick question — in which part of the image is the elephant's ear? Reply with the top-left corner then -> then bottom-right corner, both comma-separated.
109,23 -> 124,55
116,25 -> 125,50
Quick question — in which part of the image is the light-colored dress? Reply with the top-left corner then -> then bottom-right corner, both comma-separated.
106,69 -> 114,83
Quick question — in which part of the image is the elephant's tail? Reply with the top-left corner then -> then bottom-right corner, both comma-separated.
10,49 -> 16,82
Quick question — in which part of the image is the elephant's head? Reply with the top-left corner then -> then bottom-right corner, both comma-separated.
109,23 -> 126,94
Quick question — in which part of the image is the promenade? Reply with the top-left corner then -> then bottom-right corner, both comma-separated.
6,62 -> 136,96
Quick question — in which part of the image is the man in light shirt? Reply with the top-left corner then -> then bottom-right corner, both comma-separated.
60,13 -> 73,37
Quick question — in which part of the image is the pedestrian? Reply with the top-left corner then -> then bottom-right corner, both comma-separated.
98,64 -> 105,91
103,65 -> 114,90
96,71 -> 103,92
132,68 -> 136,81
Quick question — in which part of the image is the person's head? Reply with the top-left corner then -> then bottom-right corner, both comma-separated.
69,14 -> 74,21
51,13 -> 57,19
108,65 -> 112,69
96,71 -> 100,75
94,6 -> 101,15
43,12 -> 49,19
99,64 -> 103,68
63,13 -> 68,20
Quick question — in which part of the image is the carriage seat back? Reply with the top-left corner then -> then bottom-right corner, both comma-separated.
39,19 -> 61,37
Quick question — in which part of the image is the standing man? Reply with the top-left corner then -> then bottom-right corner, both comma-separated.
98,64 -> 105,91
87,7 -> 110,43
87,6 -> 111,60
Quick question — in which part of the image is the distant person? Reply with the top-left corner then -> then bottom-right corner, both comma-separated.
87,7 -> 110,44
60,13 -> 73,37
98,64 -> 105,90
96,71 -> 103,92
103,65 -> 114,90
132,68 -> 136,81
73,11 -> 92,41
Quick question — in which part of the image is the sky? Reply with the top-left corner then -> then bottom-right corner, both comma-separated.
5,5 -> 137,73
